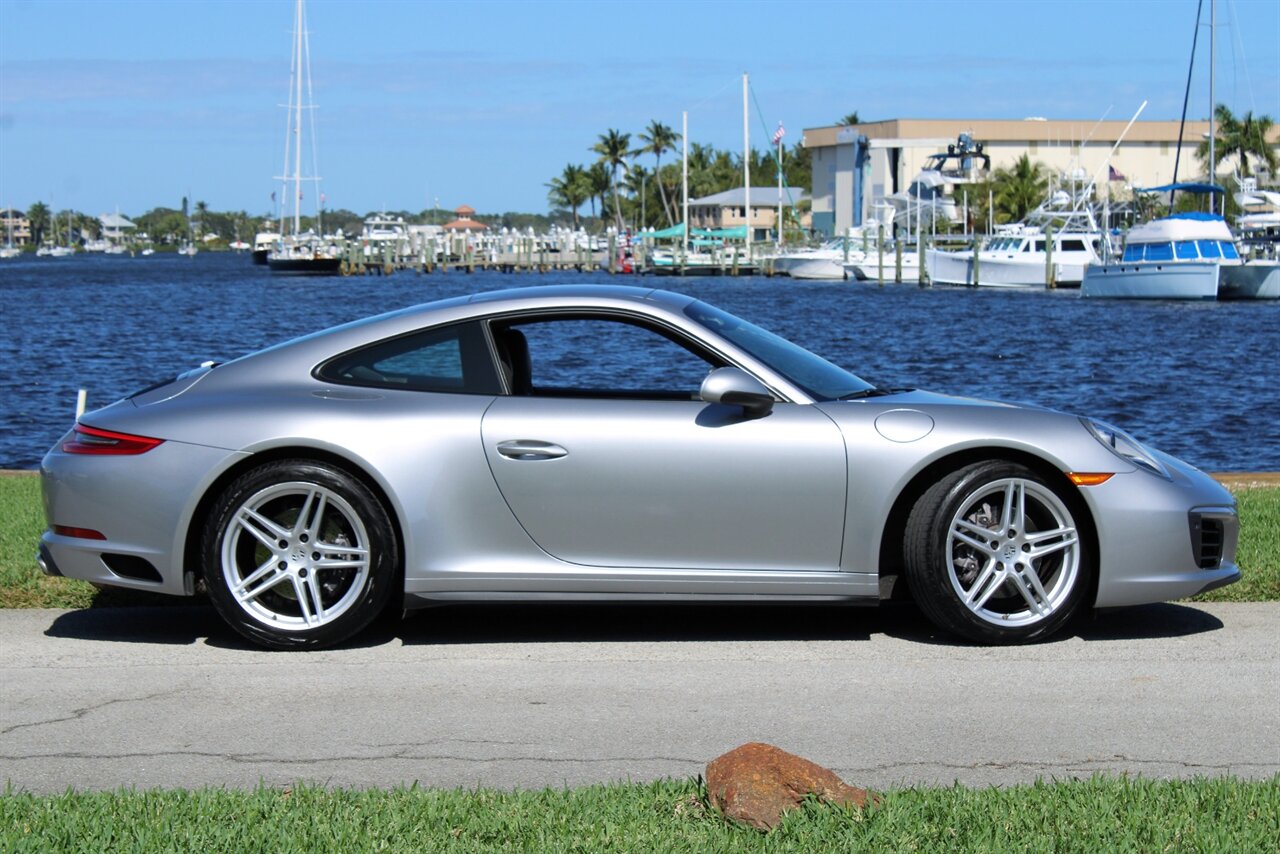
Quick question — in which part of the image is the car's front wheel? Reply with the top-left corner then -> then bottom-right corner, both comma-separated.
904,461 -> 1090,644
202,460 -> 398,650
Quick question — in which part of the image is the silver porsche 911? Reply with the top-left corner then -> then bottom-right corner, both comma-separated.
39,285 -> 1240,649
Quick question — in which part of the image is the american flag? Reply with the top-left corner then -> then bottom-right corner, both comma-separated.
772,122 -> 786,146
1108,164 -> 1127,182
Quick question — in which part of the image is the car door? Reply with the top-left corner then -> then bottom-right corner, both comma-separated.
479,313 -> 847,572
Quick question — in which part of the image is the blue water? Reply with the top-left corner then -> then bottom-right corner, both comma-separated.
1,252 -> 1277,471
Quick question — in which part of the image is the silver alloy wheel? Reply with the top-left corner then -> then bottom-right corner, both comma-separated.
220,481 -> 372,631
945,477 -> 1080,628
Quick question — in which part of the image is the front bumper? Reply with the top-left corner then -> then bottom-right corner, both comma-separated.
1088,460 -> 1241,607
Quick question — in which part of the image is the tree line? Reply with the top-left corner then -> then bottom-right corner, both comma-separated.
11,106 -> 1270,246
547,119 -> 813,232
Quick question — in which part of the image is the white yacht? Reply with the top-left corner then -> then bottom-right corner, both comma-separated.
1081,213 -> 1239,299
885,133 -> 990,227
770,238 -> 858,280
845,249 -> 922,283
927,191 -> 1103,288
1234,176 -> 1280,259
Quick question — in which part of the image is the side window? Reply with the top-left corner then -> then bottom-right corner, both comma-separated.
317,321 -> 502,394
493,316 -> 718,399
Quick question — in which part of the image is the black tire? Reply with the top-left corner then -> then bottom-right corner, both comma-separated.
201,460 -> 399,650
903,460 -> 1091,644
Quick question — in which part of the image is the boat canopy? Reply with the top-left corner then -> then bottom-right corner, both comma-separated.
1136,182 -> 1225,194
642,223 -> 686,239
692,226 -> 748,239
1126,213 -> 1233,243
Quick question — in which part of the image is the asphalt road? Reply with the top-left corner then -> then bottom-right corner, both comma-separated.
2,601 -> 1277,794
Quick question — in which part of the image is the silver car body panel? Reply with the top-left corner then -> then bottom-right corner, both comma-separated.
40,285 -> 1240,613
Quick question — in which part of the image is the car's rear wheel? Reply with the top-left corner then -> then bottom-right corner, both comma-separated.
202,460 -> 397,650
904,460 -> 1090,644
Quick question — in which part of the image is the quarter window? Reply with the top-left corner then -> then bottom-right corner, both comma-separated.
317,321 -> 502,394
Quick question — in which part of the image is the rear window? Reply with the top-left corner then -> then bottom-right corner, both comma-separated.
316,321 -> 502,394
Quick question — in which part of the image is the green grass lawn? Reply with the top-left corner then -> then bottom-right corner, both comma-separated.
2,473 -> 1278,608
3,776 -> 1278,852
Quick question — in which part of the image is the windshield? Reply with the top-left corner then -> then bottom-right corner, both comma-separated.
683,300 -> 875,401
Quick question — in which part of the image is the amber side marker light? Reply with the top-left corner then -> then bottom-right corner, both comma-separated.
1067,472 -> 1114,486
62,424 -> 163,455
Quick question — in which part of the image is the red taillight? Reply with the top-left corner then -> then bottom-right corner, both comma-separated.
62,424 -> 163,455
53,525 -> 107,540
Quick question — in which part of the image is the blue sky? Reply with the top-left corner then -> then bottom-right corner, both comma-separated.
1,0 -> 1277,218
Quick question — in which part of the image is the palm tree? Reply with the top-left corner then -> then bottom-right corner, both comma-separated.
838,111 -> 860,126
547,164 -> 589,228
638,120 -> 679,225
592,128 -> 631,230
1196,104 -> 1278,180
622,164 -> 651,228
992,154 -> 1048,223
585,162 -> 611,230
194,200 -> 209,238
26,201 -> 50,246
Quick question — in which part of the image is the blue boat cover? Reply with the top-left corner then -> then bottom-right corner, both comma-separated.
1136,182 -> 1225,194
1164,212 -> 1227,222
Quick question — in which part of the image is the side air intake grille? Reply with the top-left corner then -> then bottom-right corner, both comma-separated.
1188,512 -> 1228,570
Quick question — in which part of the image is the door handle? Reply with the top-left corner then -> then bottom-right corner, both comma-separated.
496,440 -> 568,460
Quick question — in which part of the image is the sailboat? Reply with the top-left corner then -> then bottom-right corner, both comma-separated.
48,208 -> 75,257
267,0 -> 341,275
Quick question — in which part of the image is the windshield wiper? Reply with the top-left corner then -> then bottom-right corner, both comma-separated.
838,387 -> 910,400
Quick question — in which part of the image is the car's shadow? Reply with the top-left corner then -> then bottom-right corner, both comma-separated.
42,600 -> 1226,650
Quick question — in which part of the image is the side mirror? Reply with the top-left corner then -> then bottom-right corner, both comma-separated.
700,367 -> 775,418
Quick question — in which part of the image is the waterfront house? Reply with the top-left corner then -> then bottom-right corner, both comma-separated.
687,187 -> 810,241
98,212 -> 137,243
1,209 -> 32,245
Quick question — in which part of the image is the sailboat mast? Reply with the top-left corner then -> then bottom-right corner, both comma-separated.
682,111 -> 689,255
742,73 -> 750,255
1208,0 -> 1216,214
292,0 -> 304,235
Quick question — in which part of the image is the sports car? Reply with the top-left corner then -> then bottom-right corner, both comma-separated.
39,285 -> 1240,648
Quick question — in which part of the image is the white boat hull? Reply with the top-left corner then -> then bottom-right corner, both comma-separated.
1218,262 -> 1280,300
1080,262 -> 1220,300
846,254 -> 921,283
927,249 -> 1086,288
786,257 -> 847,280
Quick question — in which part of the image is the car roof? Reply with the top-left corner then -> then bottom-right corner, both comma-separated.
224,285 -> 701,372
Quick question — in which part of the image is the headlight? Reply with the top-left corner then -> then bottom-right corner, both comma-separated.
1081,417 -> 1171,479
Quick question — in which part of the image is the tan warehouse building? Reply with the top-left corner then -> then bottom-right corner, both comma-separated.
803,118 -> 1280,236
